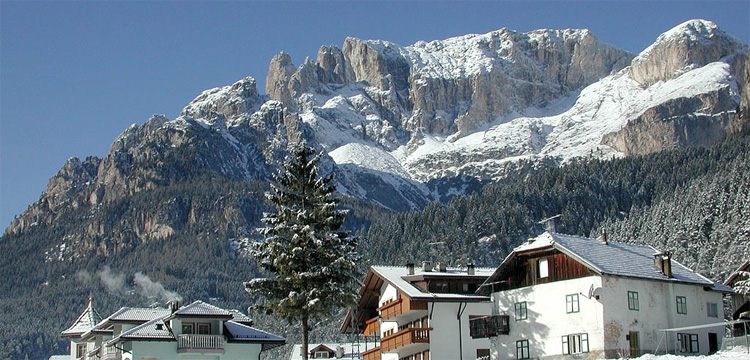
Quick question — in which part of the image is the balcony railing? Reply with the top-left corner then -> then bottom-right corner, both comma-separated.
469,315 -> 510,338
377,295 -> 428,321
177,334 -> 225,353
381,327 -> 431,353
364,317 -> 380,337
361,346 -> 381,360
101,345 -> 120,360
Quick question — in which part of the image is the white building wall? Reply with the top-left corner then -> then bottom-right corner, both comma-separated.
429,302 -> 492,360
490,276 -> 605,360
599,276 -> 725,356
376,283 -> 491,360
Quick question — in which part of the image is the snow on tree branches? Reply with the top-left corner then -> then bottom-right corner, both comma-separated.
244,141 -> 360,360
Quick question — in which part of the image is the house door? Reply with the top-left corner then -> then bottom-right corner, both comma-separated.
708,332 -> 718,354
628,331 -> 640,358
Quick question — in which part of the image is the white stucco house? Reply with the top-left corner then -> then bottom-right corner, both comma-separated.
474,231 -> 733,360
53,297 -> 284,360
342,264 -> 494,360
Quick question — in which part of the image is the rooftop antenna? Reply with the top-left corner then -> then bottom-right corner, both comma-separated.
538,214 -> 561,233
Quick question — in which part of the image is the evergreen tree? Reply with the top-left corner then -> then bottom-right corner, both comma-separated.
245,142 -> 360,360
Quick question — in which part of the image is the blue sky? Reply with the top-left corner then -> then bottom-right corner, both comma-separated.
1,1 -> 749,230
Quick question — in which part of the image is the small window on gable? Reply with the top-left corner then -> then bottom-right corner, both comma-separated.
314,350 -> 330,358
538,259 -> 549,278
707,302 -> 718,318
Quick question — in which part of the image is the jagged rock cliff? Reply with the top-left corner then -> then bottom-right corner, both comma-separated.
6,20 -> 749,239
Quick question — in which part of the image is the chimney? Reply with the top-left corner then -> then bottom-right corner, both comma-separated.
436,262 -> 447,272
422,261 -> 433,272
598,229 -> 608,245
663,252 -> 672,277
653,252 -> 673,278
335,346 -> 344,358
168,300 -> 180,314
467,263 -> 475,276
406,263 -> 415,275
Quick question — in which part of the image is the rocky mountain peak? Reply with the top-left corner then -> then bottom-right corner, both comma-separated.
181,76 -> 264,126
630,19 -> 748,86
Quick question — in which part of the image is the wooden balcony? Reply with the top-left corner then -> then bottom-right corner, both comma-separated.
377,295 -> 428,321
381,327 -> 432,353
177,334 -> 225,354
364,317 -> 380,337
361,346 -> 381,360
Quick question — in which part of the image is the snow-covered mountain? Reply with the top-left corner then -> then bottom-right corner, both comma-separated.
6,19 -> 749,236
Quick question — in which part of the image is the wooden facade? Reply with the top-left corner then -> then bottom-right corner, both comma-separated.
362,346 -> 381,360
380,327 -> 432,352
377,294 -> 428,321
498,249 -> 595,291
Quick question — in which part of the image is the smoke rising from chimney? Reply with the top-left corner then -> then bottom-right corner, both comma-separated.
98,266 -> 128,295
134,272 -> 183,302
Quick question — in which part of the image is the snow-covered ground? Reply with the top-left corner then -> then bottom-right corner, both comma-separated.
625,347 -> 750,360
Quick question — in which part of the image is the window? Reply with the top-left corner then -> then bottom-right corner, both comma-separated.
676,296 -> 687,314
566,294 -> 580,313
314,351 -> 330,358
707,302 -> 718,318
516,339 -> 530,359
476,349 -> 490,360
628,291 -> 639,311
182,322 -> 195,334
538,259 -> 549,278
76,343 -> 87,358
515,302 -> 528,320
678,333 -> 699,353
197,322 -> 211,334
435,282 -> 449,292
562,333 -> 589,354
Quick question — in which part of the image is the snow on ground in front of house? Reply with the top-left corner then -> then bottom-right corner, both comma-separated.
622,347 -> 750,360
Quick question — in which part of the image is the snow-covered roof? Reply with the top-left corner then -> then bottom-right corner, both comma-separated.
481,231 -> 733,293
105,307 -> 171,324
170,300 -> 233,318
224,321 -> 285,343
724,260 -> 750,286
228,309 -> 254,325
48,355 -> 71,360
112,318 -> 174,343
61,296 -> 102,337
289,342 -> 380,360
371,265 -> 493,302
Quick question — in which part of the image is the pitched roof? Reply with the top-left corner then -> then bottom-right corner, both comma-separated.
61,296 -> 102,337
228,309 -> 254,325
224,320 -> 285,343
107,318 -> 174,346
724,260 -> 750,286
480,232 -> 733,293
106,307 -> 171,323
370,265 -> 494,302
170,300 -> 233,318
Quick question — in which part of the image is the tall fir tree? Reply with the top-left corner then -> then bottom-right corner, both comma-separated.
245,142 -> 360,360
